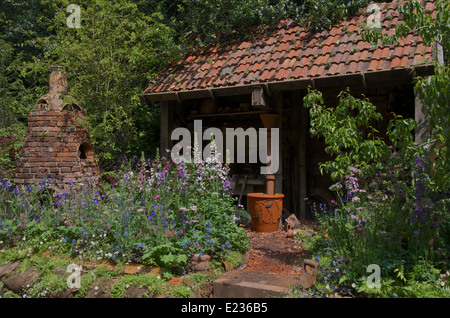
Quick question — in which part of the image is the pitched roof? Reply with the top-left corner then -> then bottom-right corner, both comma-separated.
142,0 -> 436,101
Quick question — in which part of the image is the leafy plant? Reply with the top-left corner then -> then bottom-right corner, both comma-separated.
1,148 -> 249,275
110,274 -> 165,298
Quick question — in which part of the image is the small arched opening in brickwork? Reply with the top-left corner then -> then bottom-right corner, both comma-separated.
36,99 -> 49,110
78,142 -> 94,161
62,103 -> 83,112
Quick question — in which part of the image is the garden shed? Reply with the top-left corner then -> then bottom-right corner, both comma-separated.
139,0 -> 438,220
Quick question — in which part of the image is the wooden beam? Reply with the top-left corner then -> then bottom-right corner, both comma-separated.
160,101 -> 173,155
291,90 -> 308,220
139,65 -> 436,103
274,92 -> 283,195
292,90 -> 307,220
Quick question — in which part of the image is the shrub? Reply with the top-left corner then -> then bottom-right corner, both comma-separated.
0,147 -> 249,275
303,87 -> 450,297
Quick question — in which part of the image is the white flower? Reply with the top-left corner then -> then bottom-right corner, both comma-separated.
352,283 -> 356,288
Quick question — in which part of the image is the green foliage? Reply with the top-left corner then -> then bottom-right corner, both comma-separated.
0,39 -> 32,126
303,0 -> 450,290
145,0 -> 379,48
142,242 -> 188,271
73,271 -> 96,298
222,250 -> 246,268
303,90 -> 450,297
0,37 -> 35,179
110,274 -> 165,298
363,0 -> 450,190
0,0 -> 387,172
301,0 -> 375,32
304,87 -> 417,181
24,0 -> 180,169
0,124 -> 27,180
0,151 -> 249,275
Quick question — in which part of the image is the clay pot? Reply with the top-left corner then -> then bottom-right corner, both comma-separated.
222,261 -> 234,272
247,193 -> 284,232
240,103 -> 251,112
286,224 -> 294,238
260,114 -> 279,129
200,99 -> 217,114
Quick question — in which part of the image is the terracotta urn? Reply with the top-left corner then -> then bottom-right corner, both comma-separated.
247,193 -> 284,232
260,113 -> 279,129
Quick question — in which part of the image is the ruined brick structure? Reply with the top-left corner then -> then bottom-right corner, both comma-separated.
14,66 -> 99,188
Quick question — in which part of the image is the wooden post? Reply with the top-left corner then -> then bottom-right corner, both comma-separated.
292,90 -> 307,220
160,101 -> 173,156
273,92 -> 283,195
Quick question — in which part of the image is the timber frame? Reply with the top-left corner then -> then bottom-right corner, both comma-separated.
141,65 -> 434,220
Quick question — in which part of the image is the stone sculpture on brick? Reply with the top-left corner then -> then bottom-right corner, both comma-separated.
14,66 -> 99,188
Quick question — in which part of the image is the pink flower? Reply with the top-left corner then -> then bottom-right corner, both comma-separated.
153,195 -> 159,200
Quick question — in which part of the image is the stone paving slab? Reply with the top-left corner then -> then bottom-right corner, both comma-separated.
213,270 -> 301,298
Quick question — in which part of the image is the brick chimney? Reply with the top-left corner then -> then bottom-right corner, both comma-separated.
14,67 -> 99,189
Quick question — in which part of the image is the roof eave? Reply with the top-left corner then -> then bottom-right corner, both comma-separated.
139,63 -> 435,104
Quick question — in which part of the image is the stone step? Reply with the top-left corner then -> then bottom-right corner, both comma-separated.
213,270 -> 301,298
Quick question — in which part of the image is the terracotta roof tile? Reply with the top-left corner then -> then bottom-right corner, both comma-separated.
368,59 -> 380,72
326,63 -> 340,76
274,68 -> 291,80
144,0 -> 436,94
260,69 -> 276,81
